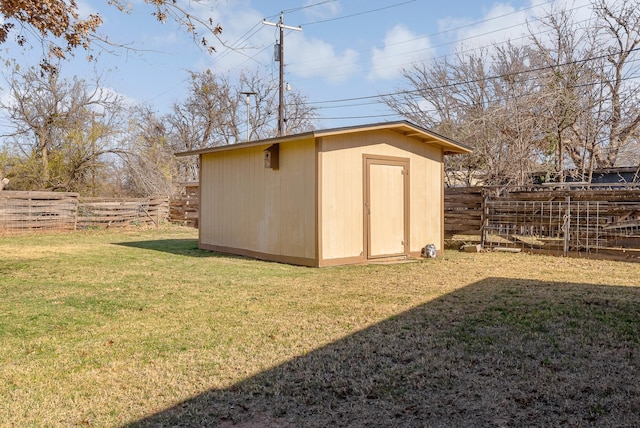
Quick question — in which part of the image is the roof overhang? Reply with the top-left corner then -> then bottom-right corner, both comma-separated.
175,120 -> 472,157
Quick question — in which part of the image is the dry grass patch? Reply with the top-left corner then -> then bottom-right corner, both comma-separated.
0,226 -> 638,426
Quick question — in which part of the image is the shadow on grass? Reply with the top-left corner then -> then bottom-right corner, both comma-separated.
128,278 -> 640,427
114,239 -> 244,260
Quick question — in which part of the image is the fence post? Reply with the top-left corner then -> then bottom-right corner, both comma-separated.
563,196 -> 571,257
73,195 -> 78,231
481,188 -> 489,248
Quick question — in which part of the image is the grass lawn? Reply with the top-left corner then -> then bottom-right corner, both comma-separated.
1,225 -> 639,427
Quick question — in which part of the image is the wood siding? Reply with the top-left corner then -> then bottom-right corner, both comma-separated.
199,139 -> 317,262
319,129 -> 444,262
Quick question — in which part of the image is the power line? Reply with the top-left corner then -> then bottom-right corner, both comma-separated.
300,0 -> 416,26
206,1 -> 328,69
320,112 -> 403,120
211,0 -> 583,86
310,47 -> 640,121
374,0 -> 555,50
283,0 -> 338,15
214,1 -> 417,74
349,15 -> 596,86
151,1 -> 637,125
286,2 -> 590,83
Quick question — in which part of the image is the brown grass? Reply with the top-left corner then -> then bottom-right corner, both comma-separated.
0,226 -> 638,427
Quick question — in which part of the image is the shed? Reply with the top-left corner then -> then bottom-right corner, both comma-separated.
177,121 -> 471,267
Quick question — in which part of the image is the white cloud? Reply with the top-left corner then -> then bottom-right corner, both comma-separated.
206,1 -> 376,86
288,36 -> 360,84
442,3 -> 527,51
440,0 -> 595,53
368,25 -> 433,81
302,0 -> 341,21
204,3 -> 361,85
0,85 -> 14,109
100,86 -> 138,108
188,3 -> 272,73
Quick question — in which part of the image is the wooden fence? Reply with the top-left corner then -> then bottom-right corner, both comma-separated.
0,192 -> 170,233
444,187 -> 484,236
445,186 -> 640,260
9,187 -> 633,259
0,191 -> 79,233
168,192 -> 199,228
78,197 -> 169,228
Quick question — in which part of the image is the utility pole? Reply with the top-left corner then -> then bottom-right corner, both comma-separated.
239,91 -> 256,141
263,12 -> 301,137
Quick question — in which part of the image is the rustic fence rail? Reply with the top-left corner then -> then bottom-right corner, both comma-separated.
78,197 -> 169,228
443,187 -> 484,235
445,186 -> 640,261
0,191 -> 79,233
0,192 -> 170,233
169,194 -> 199,228
5,188 -> 637,261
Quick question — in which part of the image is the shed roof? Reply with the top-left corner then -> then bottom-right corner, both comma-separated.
175,121 -> 472,157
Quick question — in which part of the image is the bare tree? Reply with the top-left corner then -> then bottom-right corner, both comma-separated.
283,89 -> 317,136
384,49 -> 493,185
590,0 -> 640,168
386,0 -> 640,186
120,105 -> 175,197
385,43 -> 549,186
527,4 -> 596,182
484,42 -> 549,185
169,70 -> 241,151
531,0 -> 640,180
166,70 -> 239,182
0,65 -> 125,193
168,69 -> 317,182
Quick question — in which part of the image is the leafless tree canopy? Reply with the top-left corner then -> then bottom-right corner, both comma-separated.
120,105 -> 175,197
0,1 -> 322,197
0,66 -> 125,193
167,69 -> 317,183
0,65 -> 317,196
4,1 -> 636,195
385,0 -> 640,186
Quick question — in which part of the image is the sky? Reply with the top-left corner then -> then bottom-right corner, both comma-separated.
2,0 -> 595,131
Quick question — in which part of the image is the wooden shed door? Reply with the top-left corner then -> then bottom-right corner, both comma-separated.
365,157 -> 409,259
